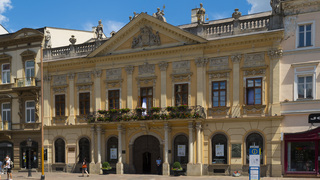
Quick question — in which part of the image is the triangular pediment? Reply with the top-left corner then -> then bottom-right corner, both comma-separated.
88,13 -> 206,57
12,28 -> 43,39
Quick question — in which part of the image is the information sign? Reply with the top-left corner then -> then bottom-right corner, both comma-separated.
249,148 -> 260,180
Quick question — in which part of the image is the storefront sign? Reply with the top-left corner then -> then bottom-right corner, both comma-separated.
110,148 -> 117,159
249,148 -> 260,180
215,144 -> 224,157
308,113 -> 320,123
177,145 -> 185,157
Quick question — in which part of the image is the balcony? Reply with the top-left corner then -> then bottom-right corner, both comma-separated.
87,105 -> 206,123
14,77 -> 37,88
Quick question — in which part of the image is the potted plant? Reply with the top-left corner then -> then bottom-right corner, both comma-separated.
101,162 -> 112,174
171,161 -> 183,176
150,107 -> 161,113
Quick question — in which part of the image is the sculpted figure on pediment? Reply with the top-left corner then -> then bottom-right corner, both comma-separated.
153,7 -> 166,22
132,26 -> 161,48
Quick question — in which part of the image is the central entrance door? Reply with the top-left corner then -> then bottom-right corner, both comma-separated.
133,135 -> 160,174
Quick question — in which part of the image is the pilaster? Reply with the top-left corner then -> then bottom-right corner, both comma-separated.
116,124 -> 123,174
43,75 -> 51,125
195,58 -> 208,107
268,49 -> 282,116
159,62 -> 168,108
94,69 -> 102,112
125,66 -> 134,109
163,123 -> 170,175
68,73 -> 75,124
231,54 -> 242,118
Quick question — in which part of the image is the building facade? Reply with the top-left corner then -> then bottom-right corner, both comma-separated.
280,0 -> 320,177
42,5 -> 284,177
0,28 -> 43,170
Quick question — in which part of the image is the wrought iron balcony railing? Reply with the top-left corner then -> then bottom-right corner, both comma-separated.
87,105 -> 206,123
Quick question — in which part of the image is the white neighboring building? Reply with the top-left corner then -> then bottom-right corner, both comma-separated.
0,24 -> 9,35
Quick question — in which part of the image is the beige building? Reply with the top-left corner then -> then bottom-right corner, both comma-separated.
280,0 -> 320,177
0,26 -> 97,171
42,4 -> 284,177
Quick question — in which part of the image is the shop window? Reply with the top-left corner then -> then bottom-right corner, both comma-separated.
287,141 -> 315,172
79,137 -> 90,163
0,141 -> 13,165
175,84 -> 188,106
2,63 -> 10,84
174,134 -> 188,164
212,81 -> 226,107
55,138 -> 65,163
25,101 -> 35,123
55,95 -> 65,116
212,134 -> 228,164
246,78 -> 262,105
108,90 -> 120,110
246,133 -> 263,164
79,92 -> 90,115
106,137 -> 118,163
140,87 -> 153,111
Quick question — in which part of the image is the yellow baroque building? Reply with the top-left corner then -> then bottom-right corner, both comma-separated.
42,8 -> 284,177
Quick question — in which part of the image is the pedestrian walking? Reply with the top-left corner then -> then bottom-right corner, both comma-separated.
156,156 -> 162,175
81,157 -> 89,177
5,155 -> 12,180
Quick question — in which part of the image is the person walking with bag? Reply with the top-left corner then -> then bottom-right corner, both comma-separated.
5,156 -> 12,180
81,158 -> 89,177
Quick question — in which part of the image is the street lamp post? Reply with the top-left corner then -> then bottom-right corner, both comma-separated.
27,137 -> 32,177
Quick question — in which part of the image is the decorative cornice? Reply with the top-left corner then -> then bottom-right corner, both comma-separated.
170,72 -> 193,82
125,65 -> 134,75
231,54 -> 242,63
158,61 -> 168,71
242,67 -> 267,76
268,48 -> 283,60
195,57 -> 208,67
0,53 -> 12,61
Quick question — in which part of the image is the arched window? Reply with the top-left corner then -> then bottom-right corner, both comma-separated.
55,138 -> 65,163
246,133 -> 264,164
79,137 -> 90,163
174,134 -> 188,164
106,137 -> 118,163
212,134 -> 228,164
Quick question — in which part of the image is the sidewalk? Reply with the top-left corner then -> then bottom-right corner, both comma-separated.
1,171 -> 319,180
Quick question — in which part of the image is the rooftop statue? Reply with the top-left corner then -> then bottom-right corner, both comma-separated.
96,20 -> 104,40
129,12 -> 139,21
44,30 -> 52,48
153,7 -> 166,22
197,3 -> 206,24
232,8 -> 242,20
270,0 -> 282,15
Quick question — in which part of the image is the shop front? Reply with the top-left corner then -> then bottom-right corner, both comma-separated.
284,127 -> 320,176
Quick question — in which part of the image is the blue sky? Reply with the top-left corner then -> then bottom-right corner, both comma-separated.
0,0 -> 271,36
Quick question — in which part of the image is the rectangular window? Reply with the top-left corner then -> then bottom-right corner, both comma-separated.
2,103 -> 11,130
55,95 -> 65,116
25,101 -> 35,123
246,78 -> 262,105
140,87 -> 153,110
25,60 -> 35,86
2,64 -> 10,84
175,84 -> 188,106
298,24 -> 312,47
79,92 -> 90,115
212,81 -> 226,107
108,90 -> 120,109
298,75 -> 313,99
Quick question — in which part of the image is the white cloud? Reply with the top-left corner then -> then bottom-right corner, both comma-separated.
104,20 -> 125,36
0,0 -> 12,24
82,22 -> 94,31
247,0 -> 271,14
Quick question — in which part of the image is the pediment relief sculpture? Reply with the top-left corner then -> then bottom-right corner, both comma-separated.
132,26 -> 161,48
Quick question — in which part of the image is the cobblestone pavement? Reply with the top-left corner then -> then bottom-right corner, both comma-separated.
1,171 -> 319,180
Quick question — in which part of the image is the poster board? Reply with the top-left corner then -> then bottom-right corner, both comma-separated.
110,148 -> 117,159
177,145 -> 186,157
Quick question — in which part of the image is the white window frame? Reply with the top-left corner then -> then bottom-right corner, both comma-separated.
293,66 -> 317,101
2,103 -> 11,130
296,21 -> 315,49
25,101 -> 35,123
2,63 -> 10,84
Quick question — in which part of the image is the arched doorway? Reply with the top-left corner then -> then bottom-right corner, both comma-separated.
79,137 -> 90,163
133,135 -> 160,174
55,138 -> 65,163
106,137 -> 118,164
